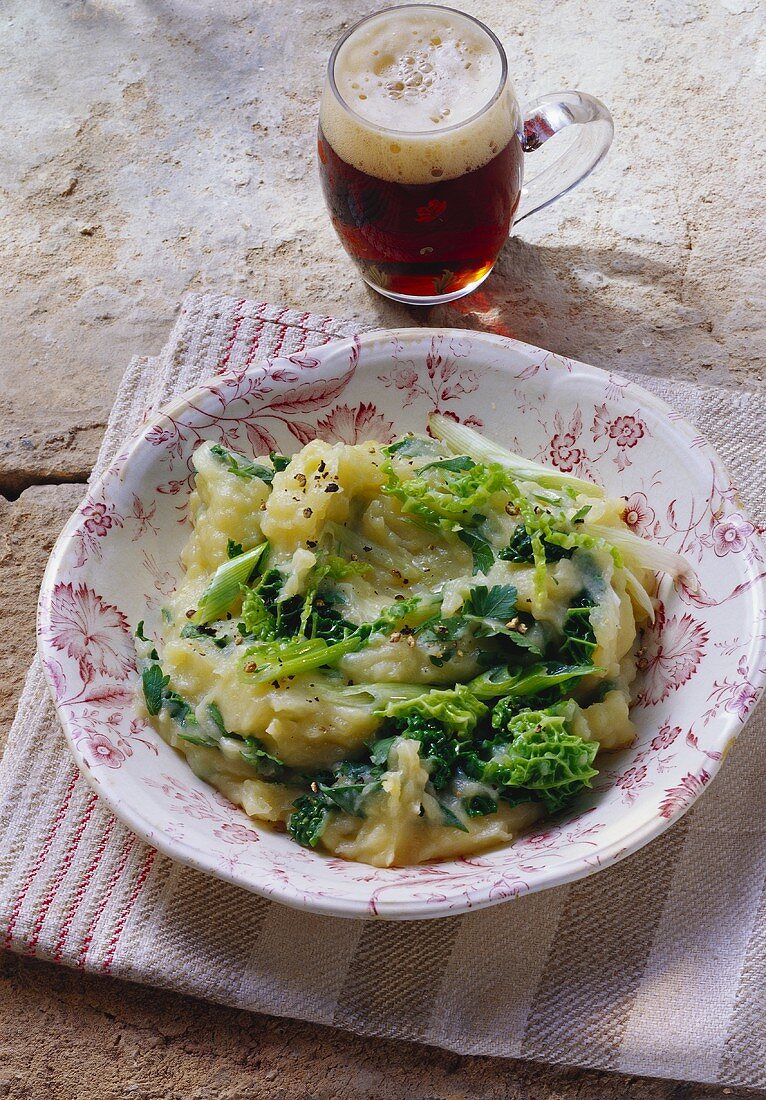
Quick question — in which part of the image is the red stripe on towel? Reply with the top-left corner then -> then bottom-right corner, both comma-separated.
24,792 -> 99,957
51,814 -> 117,963
3,770 -> 80,951
101,847 -> 157,973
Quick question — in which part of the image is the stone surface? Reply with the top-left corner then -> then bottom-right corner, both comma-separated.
2,0 -> 766,1094
1,0 -> 765,493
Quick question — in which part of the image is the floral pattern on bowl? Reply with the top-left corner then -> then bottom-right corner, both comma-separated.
37,328 -> 766,919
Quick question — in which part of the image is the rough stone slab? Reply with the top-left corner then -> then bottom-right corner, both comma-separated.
2,0 -> 765,490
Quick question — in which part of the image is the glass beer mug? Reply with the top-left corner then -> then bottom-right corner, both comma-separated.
318,4 -> 613,305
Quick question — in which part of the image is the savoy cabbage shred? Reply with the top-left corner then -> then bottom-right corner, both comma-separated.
136,415 -> 686,867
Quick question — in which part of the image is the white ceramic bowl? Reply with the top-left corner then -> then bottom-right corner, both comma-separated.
38,329 -> 766,919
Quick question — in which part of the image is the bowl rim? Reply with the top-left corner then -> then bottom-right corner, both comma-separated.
37,326 -> 766,919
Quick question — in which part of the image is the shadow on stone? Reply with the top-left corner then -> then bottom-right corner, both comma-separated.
425,236 -> 716,379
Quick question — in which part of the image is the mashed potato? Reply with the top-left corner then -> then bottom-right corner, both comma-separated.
138,419 -> 659,866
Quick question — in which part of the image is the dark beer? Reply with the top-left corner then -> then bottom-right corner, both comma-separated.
318,124 -> 522,300
319,5 -> 522,303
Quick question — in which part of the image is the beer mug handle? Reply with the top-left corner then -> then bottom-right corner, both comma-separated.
515,92 -> 614,222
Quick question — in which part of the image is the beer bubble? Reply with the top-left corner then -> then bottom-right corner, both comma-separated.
385,79 -> 405,100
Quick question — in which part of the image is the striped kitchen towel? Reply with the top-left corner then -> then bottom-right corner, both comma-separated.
2,293 -> 765,1087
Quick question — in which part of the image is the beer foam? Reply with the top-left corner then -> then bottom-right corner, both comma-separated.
320,6 -> 519,185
